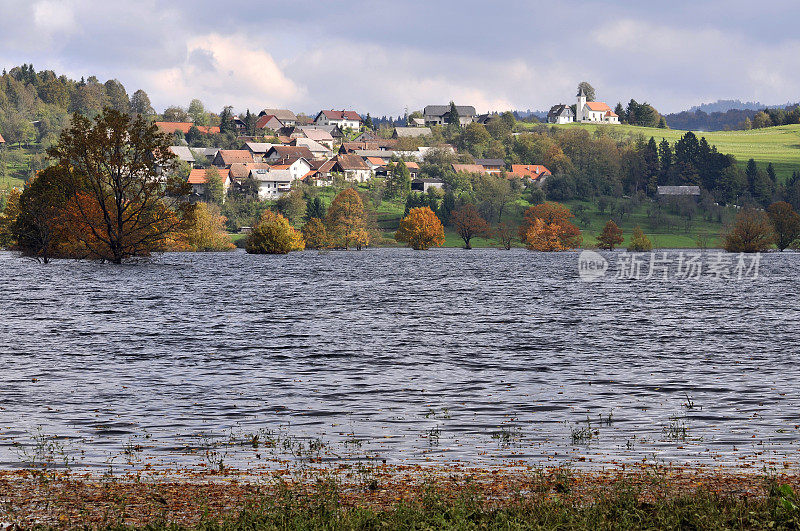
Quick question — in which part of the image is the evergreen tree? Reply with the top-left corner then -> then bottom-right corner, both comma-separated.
219,106 -> 235,136
447,101 -> 460,126
439,190 -> 456,226
767,162 -> 777,183
305,196 -> 326,221
364,113 -> 374,130
614,102 -> 625,123
385,160 -> 412,200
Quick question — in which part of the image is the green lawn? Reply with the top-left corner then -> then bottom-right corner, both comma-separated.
524,122 -> 800,182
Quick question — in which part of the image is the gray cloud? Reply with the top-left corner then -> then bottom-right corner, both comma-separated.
0,0 -> 798,114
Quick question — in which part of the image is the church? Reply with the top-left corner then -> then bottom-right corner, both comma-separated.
547,86 -> 620,124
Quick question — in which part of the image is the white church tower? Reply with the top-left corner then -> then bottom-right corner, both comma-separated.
576,86 -> 586,122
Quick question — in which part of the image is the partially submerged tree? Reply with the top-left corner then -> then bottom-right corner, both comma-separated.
597,220 -> 624,250
627,226 -> 653,252
395,206 -> 444,250
451,203 -> 489,249
301,217 -> 328,249
723,208 -> 774,253
493,221 -> 517,250
326,188 -> 369,250
519,202 -> 582,249
766,201 -> 800,251
47,108 -> 189,263
246,210 -> 304,254
178,203 -> 235,252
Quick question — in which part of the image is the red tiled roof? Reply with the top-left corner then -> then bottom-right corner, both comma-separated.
155,122 -> 221,135
319,110 -> 362,122
256,115 -> 283,130
216,150 -> 254,165
228,163 -> 271,180
405,162 -> 420,170
366,157 -> 385,165
509,164 -> 551,180
605,110 -> 618,117
585,101 -> 612,112
187,168 -> 229,184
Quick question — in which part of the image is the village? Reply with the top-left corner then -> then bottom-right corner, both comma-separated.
161,104 -> 561,204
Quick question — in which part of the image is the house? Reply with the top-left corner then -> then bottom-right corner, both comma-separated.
365,157 -> 386,172
392,126 -> 432,139
265,145 -> 315,164
475,159 -> 505,173
353,131 -> 379,142
256,114 -> 283,131
232,116 -> 247,133
187,168 -> 231,198
411,178 -> 444,193
331,153 -> 372,182
405,161 -> 420,179
213,150 -> 255,167
155,122 -> 221,135
291,138 -> 331,160
423,105 -> 477,126
269,156 -> 312,182
547,104 -> 574,124
314,110 -> 362,130
354,150 -> 395,163
169,146 -> 196,167
575,87 -> 619,123
295,127 -> 335,149
228,162 -> 272,183
509,164 -> 551,183
245,142 -> 274,162
658,186 -> 701,197
259,109 -> 297,126
250,168 -> 293,200
409,117 -> 426,127
452,163 -> 488,174
287,124 -> 344,142
191,147 -> 220,163
339,140 -> 398,153
304,159 -> 336,186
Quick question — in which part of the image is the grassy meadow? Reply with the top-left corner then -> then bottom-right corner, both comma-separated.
537,122 -> 800,182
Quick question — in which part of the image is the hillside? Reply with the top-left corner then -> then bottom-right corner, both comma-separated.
545,123 -> 800,181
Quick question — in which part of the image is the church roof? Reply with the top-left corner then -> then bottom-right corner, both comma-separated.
585,101 -> 612,112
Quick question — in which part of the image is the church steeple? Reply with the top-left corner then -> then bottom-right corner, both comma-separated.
576,86 -> 586,122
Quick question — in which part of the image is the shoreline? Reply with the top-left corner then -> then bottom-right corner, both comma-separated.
2,464 -> 799,528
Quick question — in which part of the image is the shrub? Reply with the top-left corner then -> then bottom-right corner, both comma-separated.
723,208 -> 774,253
246,211 -> 305,254
627,226 -> 653,252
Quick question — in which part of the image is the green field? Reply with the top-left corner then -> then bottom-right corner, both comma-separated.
538,122 -> 800,182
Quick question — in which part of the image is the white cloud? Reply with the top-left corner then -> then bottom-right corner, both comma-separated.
143,33 -> 304,112
33,0 -> 77,36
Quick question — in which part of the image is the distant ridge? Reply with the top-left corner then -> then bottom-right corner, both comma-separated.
687,99 -> 799,114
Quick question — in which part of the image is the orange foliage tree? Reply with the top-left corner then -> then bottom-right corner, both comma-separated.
301,217 -> 329,249
395,206 -> 445,250
520,202 -> 582,250
451,203 -> 489,249
596,220 -> 624,250
723,208 -> 774,253
525,219 -> 566,251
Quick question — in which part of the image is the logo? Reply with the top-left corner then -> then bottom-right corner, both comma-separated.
578,250 -> 608,281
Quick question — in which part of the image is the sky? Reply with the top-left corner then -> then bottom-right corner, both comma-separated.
1,0 -> 799,117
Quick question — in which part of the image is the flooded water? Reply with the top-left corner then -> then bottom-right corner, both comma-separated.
1,248 -> 799,473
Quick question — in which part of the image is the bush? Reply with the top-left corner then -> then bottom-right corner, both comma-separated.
246,211 -> 305,254
627,226 -> 653,252
395,207 -> 445,250
723,208 -> 774,253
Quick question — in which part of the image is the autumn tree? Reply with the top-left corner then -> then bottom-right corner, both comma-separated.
47,108 -> 190,263
597,220 -> 624,250
723,208 -> 774,253
246,210 -> 304,254
627,226 -> 653,252
451,203 -> 489,249
301,217 -> 328,249
766,201 -> 800,251
325,188 -> 369,250
519,202 -> 582,249
525,219 -> 565,252
493,221 -> 517,250
395,206 -> 445,250
178,203 -> 235,252
12,165 -> 74,262
0,188 -> 21,248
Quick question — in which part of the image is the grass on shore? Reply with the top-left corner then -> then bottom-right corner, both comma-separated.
2,468 -> 800,529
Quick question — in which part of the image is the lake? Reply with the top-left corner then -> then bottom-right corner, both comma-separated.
1,248 -> 799,473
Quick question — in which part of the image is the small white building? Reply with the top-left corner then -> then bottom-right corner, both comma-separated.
423,105 -> 477,126
547,104 -> 574,124
251,168 -> 294,200
575,87 -> 619,124
269,156 -> 312,182
331,154 -> 373,182
314,110 -> 362,130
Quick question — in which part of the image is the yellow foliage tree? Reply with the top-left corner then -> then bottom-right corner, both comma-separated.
395,206 -> 445,250
326,188 -> 369,250
246,210 -> 305,254
301,217 -> 328,249
178,203 -> 235,252
0,188 -> 22,248
525,218 -> 565,251
627,226 -> 652,252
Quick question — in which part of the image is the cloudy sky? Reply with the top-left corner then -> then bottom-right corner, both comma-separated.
1,0 -> 798,116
